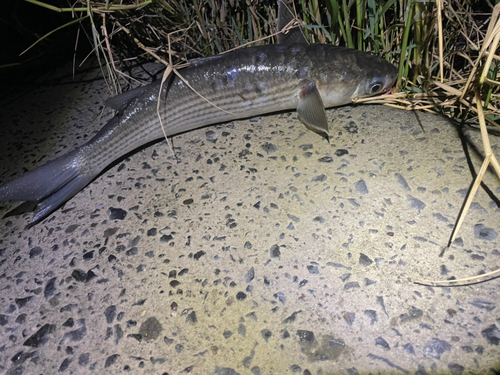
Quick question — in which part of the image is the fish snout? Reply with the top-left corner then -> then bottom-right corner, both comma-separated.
382,72 -> 398,94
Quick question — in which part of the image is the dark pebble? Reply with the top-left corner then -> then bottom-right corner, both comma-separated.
424,338 -> 451,359
23,324 -> 54,348
343,312 -> 355,325
78,353 -> 90,366
481,324 -> 499,345
395,173 -> 411,191
281,329 -> 290,339
127,333 -> 142,342
71,269 -> 87,282
274,292 -> 286,305
44,277 -> 57,299
138,317 -> 163,341
29,246 -> 43,258
343,121 -> 358,134
469,299 -> 496,311
298,279 -> 308,287
83,250 -> 94,260
306,265 -> 319,274
132,299 -> 146,306
375,337 -> 390,349
448,363 -> 465,375
151,357 -> 166,365
359,253 -> 373,266
364,278 -> 377,286
194,251 -> 206,260
282,311 -> 301,323
62,318 -> 74,327
318,156 -> 333,163
104,305 -> 116,324
103,227 -> 118,237
236,292 -> 247,301
354,180 -> 368,195
312,174 -> 327,182
206,130 -> 218,142
160,234 -> 173,243
238,324 -> 246,337
343,281 -> 360,291
407,195 -> 426,212
186,311 -> 197,324
474,224 -> 498,241
270,244 -> 281,258
340,273 -> 351,282
261,142 -> 277,154
58,358 -> 72,372
245,267 -> 255,283
85,270 -> 97,282
108,207 -> 127,220
261,329 -> 272,342
297,330 -> 315,344
15,297 -> 33,309
104,354 -> 119,368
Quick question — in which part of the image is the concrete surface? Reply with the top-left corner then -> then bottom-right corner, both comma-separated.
0,62 -> 499,375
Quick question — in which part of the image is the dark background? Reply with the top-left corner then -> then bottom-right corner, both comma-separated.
1,0 -> 93,82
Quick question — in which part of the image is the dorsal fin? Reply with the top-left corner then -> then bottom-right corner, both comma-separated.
189,54 -> 225,67
277,0 -> 308,45
104,85 -> 150,111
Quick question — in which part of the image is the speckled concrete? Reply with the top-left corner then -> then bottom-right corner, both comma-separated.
0,62 -> 499,375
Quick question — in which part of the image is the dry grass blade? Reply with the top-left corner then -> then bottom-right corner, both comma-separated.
417,86 -> 500,286
447,88 -> 500,242
406,2 -> 500,286
414,267 -> 500,286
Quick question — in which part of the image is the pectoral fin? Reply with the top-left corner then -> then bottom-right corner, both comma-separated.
297,82 -> 329,140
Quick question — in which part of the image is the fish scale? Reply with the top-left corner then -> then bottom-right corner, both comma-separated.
0,43 -> 397,225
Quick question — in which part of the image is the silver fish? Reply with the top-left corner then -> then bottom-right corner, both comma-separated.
0,44 -> 397,225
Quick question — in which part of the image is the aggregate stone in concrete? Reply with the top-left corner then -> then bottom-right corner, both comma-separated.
0,63 -> 499,375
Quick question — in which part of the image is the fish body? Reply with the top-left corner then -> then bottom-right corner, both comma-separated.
0,44 -> 397,225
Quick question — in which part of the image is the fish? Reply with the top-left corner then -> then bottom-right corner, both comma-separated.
0,43 -> 397,226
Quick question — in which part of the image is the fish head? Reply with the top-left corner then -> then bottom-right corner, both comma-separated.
351,55 -> 398,100
315,47 -> 398,107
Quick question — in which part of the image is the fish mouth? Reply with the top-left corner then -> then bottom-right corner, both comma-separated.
383,73 -> 398,94
382,86 -> 393,94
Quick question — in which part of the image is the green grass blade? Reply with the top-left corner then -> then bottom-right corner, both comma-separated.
20,15 -> 90,56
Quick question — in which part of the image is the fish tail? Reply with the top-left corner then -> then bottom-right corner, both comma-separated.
0,116 -> 128,225
0,146 -> 95,225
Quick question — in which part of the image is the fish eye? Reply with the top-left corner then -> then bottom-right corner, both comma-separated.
370,82 -> 383,94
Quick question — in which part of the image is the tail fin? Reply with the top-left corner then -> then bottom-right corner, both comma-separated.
0,147 -> 96,225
